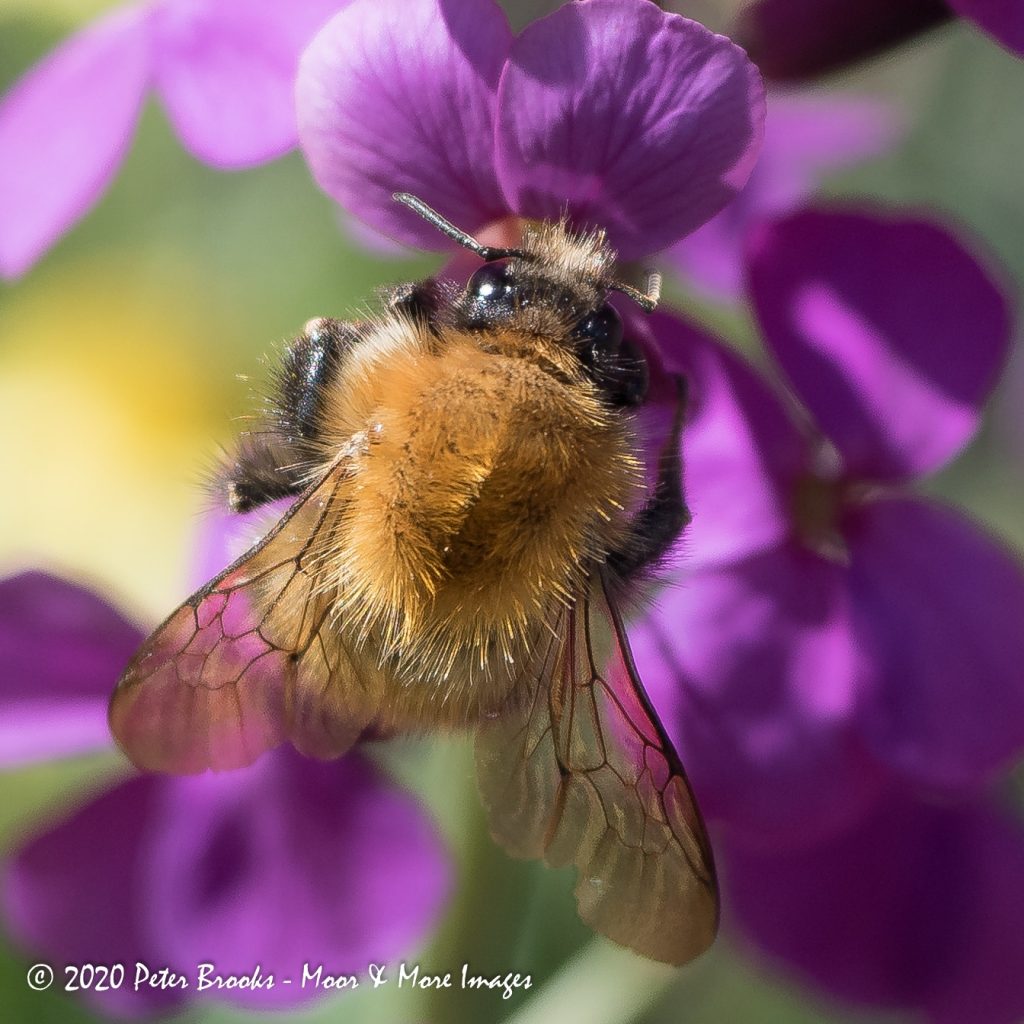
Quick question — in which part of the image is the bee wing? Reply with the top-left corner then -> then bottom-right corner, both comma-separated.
110,465 -> 381,773
475,570 -> 719,965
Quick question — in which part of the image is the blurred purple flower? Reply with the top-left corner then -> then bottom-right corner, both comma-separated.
0,517 -> 450,1016
669,93 -> 897,300
724,786 -> 1024,1024
296,0 -> 765,260
0,0 -> 343,278
951,0 -> 1024,55
0,573 -> 139,767
629,205 -> 1024,1019
737,0 -> 1022,81
630,207 -> 1021,847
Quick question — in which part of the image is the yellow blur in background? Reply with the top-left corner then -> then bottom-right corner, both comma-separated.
0,261 -> 225,621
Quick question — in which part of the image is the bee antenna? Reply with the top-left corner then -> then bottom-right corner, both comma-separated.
608,269 -> 661,313
393,192 -> 528,263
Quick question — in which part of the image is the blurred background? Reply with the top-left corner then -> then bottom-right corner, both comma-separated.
2,1 -> 1023,1022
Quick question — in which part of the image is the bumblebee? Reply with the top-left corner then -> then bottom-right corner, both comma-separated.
110,193 -> 718,965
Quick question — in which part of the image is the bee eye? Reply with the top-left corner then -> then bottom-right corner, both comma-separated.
574,304 -> 648,407
469,260 -> 513,299
574,304 -> 624,354
464,260 -> 516,326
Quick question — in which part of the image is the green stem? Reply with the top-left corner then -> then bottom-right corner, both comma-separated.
502,940 -> 677,1024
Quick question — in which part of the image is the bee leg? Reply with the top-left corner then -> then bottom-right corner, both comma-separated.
223,318 -> 363,514
608,376 -> 691,580
224,433 -> 306,513
385,278 -> 449,331
275,317 -> 361,443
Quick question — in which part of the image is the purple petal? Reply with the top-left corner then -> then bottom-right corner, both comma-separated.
630,544 -> 886,849
671,94 -> 898,299
145,748 -> 450,1008
189,500 -> 294,589
643,309 -> 807,569
3,774 -> 191,1016
495,0 -> 765,259
297,0 -> 512,248
3,749 -> 450,1014
926,798 -> 1024,1024
846,497 -> 1024,792
0,6 -> 151,278
0,572 -> 141,767
948,0 -> 1024,55
748,209 -> 1012,482
736,0 -> 951,82
726,789 -> 1024,1019
152,0 -> 342,168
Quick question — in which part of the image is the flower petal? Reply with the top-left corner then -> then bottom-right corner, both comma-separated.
3,774 -> 190,1016
189,500 -> 294,589
630,543 -> 885,849
926,798 -> 1024,1024
495,0 -> 765,258
152,0 -> 342,168
3,749 -> 450,1013
0,572 -> 140,767
948,0 -> 1024,56
735,0 -> 951,82
748,209 -> 1012,482
0,6 -> 150,278
846,497 -> 1024,792
726,789 -> 1024,1019
643,309 -> 806,569
297,0 -> 512,248
146,748 -> 450,1008
671,93 -> 898,299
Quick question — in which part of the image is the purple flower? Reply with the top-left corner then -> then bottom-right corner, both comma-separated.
632,207 -> 1021,847
725,787 -> 1024,1023
0,0 -> 343,278
626,207 -> 1024,1016
0,513 -> 450,1016
736,0 -> 1022,81
670,92 -> 898,300
0,572 -> 139,768
296,0 -> 765,260
950,0 -> 1024,56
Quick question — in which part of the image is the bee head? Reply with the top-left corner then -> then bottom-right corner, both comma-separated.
393,192 -> 658,408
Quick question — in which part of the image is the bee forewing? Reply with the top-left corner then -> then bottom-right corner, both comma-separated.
109,466 -> 378,773
475,570 -> 719,965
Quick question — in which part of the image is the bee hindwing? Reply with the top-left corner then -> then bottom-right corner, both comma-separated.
475,569 -> 719,965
